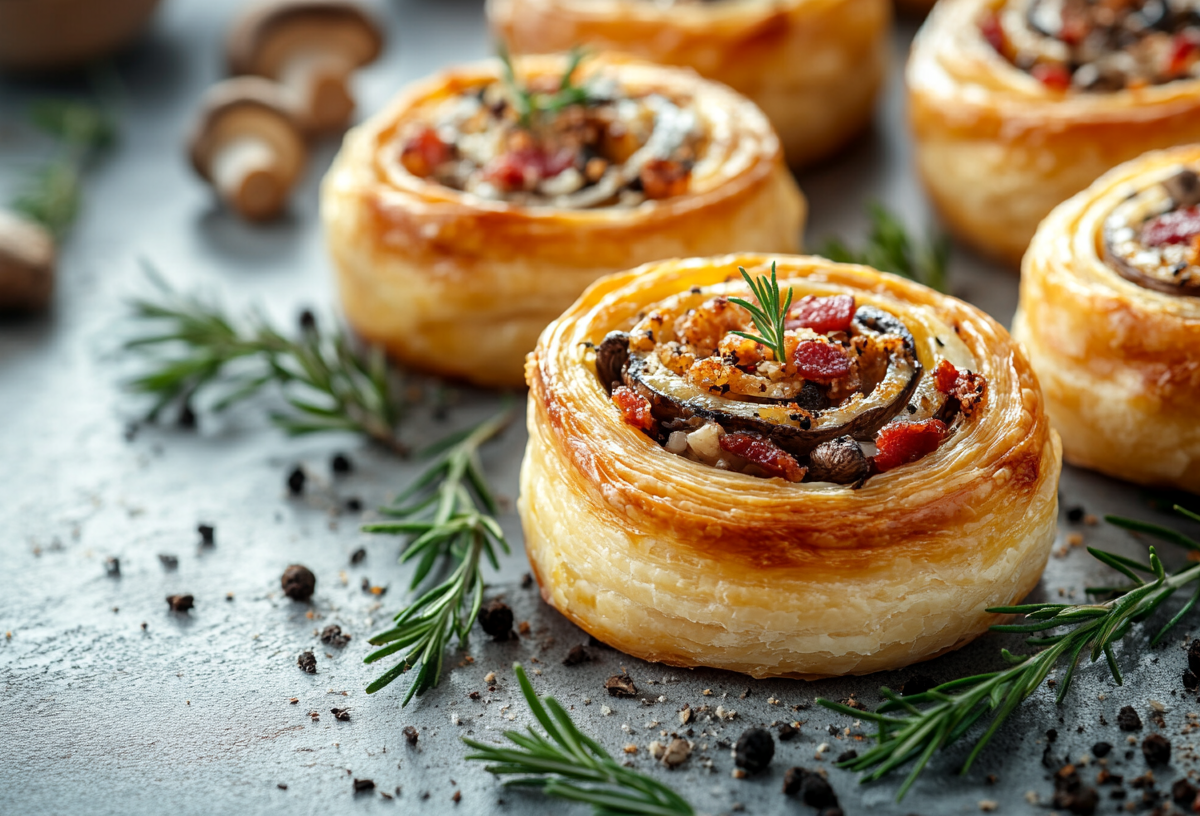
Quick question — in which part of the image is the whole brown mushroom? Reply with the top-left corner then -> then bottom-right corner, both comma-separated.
226,0 -> 384,133
0,211 -> 55,312
188,77 -> 308,222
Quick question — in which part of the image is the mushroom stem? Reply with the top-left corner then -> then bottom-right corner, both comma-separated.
279,50 -> 354,131
0,210 -> 55,312
211,135 -> 288,221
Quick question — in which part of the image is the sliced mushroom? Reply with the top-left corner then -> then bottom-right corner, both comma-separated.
1164,168 -> 1200,209
0,210 -> 55,312
595,331 -> 630,393
806,436 -> 869,485
227,0 -> 384,133
188,77 -> 308,222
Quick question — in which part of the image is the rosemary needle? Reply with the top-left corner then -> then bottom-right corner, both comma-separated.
499,46 -> 595,129
818,505 -> 1200,801
362,410 -> 512,704
729,261 -> 793,364
464,664 -> 695,816
820,203 -> 950,293
125,267 -> 407,454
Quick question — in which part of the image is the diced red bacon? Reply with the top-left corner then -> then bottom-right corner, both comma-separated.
873,419 -> 948,473
1168,33 -> 1200,77
640,159 -> 691,200
400,126 -> 451,178
1142,206 -> 1200,246
934,359 -> 987,417
611,386 -> 656,432
483,147 -> 575,192
785,294 -> 856,334
981,12 -> 1006,53
792,340 -> 851,381
719,432 -> 806,482
1031,63 -> 1072,91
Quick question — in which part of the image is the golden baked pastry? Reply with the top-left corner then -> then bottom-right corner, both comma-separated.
522,254 -> 1061,678
321,53 -> 804,387
487,0 -> 890,168
1013,146 -> 1200,493
909,0 -> 1200,266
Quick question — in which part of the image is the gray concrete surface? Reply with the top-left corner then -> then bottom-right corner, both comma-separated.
2,1 -> 1200,814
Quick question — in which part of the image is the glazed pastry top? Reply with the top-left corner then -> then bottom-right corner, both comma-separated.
596,274 -> 990,485
982,0 -> 1200,91
1104,166 -> 1200,295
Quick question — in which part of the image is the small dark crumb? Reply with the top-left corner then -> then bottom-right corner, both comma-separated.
321,625 -> 351,647
352,778 -> 374,793
178,403 -> 197,429
141,622 -> 147,630
1185,670 -> 1199,691
605,674 -> 637,697
1189,639 -> 1200,675
198,524 -> 215,546
1053,765 -> 1099,815
451,791 -> 461,803
733,728 -> 774,775
468,691 -> 480,700
331,453 -> 353,475
403,725 -> 418,745
289,698 -> 299,704
281,564 -> 316,601
521,572 -> 534,589
782,767 -> 808,797
226,592 -> 234,601
1111,789 -> 1127,800
1067,506 -> 1085,522
166,594 -> 194,613
287,467 -> 306,496
360,577 -> 387,596
985,774 -> 998,785
105,557 -> 120,577
344,497 -> 363,513
331,707 -> 350,722
1142,733 -> 1171,765
777,722 -> 799,742
836,750 -> 858,763
159,554 -> 179,570
1117,705 -> 1143,732
1173,779 -> 1198,804
349,547 -> 366,565
380,792 -> 392,800
1092,741 -> 1112,758
477,600 -> 514,641
297,651 -> 317,674
277,784 -> 287,790
901,674 -> 936,696
739,687 -> 751,699
299,310 -> 316,331
1046,727 -> 1058,742
1125,750 -> 1134,759
801,773 -> 837,809
563,645 -> 591,666
827,724 -> 839,736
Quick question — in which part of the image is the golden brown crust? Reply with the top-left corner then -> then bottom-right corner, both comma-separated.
521,254 -> 1061,677
1013,146 -> 1200,493
321,54 -> 805,388
487,0 -> 890,168
908,0 -> 1200,266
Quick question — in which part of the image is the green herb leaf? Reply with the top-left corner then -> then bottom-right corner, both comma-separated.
818,506 -> 1200,801
464,663 -> 695,815
498,46 -> 596,129
729,261 -> 793,365
819,203 -> 950,293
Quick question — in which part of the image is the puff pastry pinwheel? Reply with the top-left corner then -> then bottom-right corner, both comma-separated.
908,0 -> 1200,266
486,0 -> 890,168
1014,146 -> 1200,493
321,53 -> 804,387
521,254 -> 1061,678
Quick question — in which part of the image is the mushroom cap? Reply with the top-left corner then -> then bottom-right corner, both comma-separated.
227,0 -> 383,78
187,76 -> 307,184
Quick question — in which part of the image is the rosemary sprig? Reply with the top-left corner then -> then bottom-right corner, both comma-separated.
729,262 -> 793,364
464,663 -> 695,816
362,410 -> 512,704
124,269 -> 407,454
818,505 -> 1200,800
820,203 -> 950,293
499,46 -> 594,129
13,100 -> 116,239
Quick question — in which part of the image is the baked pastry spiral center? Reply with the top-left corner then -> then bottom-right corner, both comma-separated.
1104,166 -> 1200,294
596,280 -> 989,485
393,65 -> 704,208
983,0 -> 1200,90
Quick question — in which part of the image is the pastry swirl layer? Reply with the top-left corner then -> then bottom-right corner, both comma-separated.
522,254 -> 1061,677
1013,145 -> 1200,493
321,54 -> 804,387
487,0 -> 890,168
908,0 -> 1200,266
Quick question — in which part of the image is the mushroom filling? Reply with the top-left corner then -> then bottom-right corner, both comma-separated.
1104,166 -> 1200,295
982,0 -> 1200,91
395,69 -> 703,208
596,285 -> 989,485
